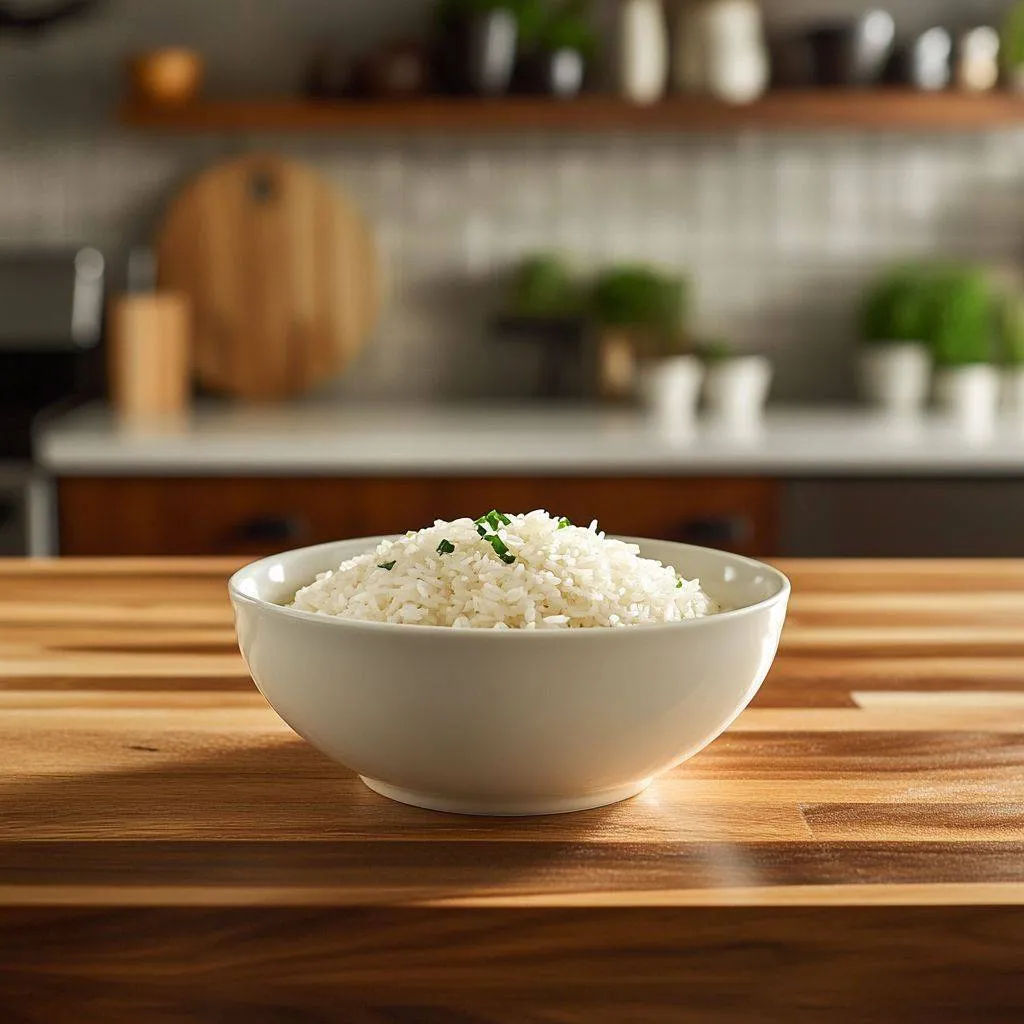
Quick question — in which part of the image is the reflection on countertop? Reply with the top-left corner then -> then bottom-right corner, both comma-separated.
34,401 -> 1024,477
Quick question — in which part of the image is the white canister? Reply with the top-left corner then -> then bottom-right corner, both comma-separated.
1001,366 -> 1024,417
703,355 -> 772,427
956,26 -> 1000,93
934,365 -> 1000,432
618,0 -> 669,104
638,355 -> 704,433
858,343 -> 931,413
700,0 -> 769,104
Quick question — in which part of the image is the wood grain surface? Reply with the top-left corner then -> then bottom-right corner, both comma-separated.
120,92 -> 1024,134
1,558 -> 1023,1021
156,153 -> 380,401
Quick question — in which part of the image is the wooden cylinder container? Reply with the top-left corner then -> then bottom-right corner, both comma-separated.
108,294 -> 191,421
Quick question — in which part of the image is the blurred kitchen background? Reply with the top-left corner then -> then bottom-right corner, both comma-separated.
5,0 -> 1024,558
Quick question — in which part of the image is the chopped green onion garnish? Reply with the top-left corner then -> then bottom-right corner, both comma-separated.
488,536 -> 516,564
436,539 -> 455,555
557,517 -> 571,529
473,524 -> 518,564
476,509 -> 510,530
676,578 -> 683,588
487,535 -> 510,557
377,561 -> 396,571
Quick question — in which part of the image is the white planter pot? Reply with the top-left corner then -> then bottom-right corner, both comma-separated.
858,343 -> 931,413
934,365 -> 1000,432
703,355 -> 772,427
638,356 -> 704,433
1002,366 -> 1024,417
618,0 -> 668,104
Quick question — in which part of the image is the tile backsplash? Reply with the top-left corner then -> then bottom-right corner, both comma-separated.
2,0 -> 1024,402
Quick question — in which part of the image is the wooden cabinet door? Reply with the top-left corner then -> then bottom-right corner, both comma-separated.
58,476 -> 779,556
436,478 -> 777,554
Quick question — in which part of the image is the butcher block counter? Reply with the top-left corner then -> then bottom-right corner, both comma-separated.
1,558 -> 1023,1021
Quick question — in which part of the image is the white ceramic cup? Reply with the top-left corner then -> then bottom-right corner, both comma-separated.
704,355 -> 773,427
859,342 -> 931,413
1001,366 -> 1024,418
934,364 -> 1000,434
638,355 -> 704,435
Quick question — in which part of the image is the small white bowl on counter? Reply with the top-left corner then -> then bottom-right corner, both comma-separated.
229,537 -> 789,816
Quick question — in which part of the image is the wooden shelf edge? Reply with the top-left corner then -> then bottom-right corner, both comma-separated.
120,91 -> 1024,134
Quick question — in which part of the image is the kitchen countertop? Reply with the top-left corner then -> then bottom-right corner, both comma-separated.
35,402 -> 1024,476
2,558 -> 1023,1019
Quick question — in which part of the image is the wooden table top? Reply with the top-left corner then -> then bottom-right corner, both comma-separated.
1,558 -> 1023,1022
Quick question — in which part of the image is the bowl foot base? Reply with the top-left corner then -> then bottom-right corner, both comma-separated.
360,776 -> 653,816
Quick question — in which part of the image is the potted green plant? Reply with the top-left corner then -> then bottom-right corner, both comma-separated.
492,253 -> 588,399
589,265 -> 697,426
516,0 -> 597,97
508,252 -> 580,317
997,287 -> 1024,418
858,267 -> 933,412
927,268 -> 998,430
698,339 -> 773,429
1002,2 -> 1024,92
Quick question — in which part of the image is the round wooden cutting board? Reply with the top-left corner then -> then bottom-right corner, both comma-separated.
156,153 -> 380,401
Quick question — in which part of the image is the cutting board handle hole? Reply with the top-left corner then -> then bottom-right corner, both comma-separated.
249,170 -> 277,203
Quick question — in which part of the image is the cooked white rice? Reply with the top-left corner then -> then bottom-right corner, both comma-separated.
290,510 -> 719,630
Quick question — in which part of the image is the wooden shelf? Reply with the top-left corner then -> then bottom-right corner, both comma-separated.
120,91 -> 1024,134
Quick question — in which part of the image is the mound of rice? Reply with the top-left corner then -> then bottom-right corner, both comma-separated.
290,510 -> 719,630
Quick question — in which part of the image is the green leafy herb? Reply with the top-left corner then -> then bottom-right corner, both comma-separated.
676,578 -> 683,589
476,509 -> 511,531
473,518 -> 518,564
557,516 -> 572,529
486,533 -> 516,562
589,264 -> 688,357
695,338 -> 733,363
436,539 -> 456,555
471,511 -> 518,562
861,266 -> 935,345
487,535 -> 510,557
927,268 -> 993,368
509,252 -> 582,318
377,561 -> 396,571
1004,2 -> 1024,68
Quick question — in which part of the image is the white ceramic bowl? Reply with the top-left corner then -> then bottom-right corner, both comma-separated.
229,537 -> 790,816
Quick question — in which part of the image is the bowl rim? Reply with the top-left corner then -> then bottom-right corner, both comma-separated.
229,535 -> 790,639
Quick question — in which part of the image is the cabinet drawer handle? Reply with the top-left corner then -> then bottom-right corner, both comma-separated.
671,515 -> 751,547
229,514 -> 308,544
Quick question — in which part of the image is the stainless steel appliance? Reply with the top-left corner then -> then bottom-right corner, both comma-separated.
0,247 -> 105,554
